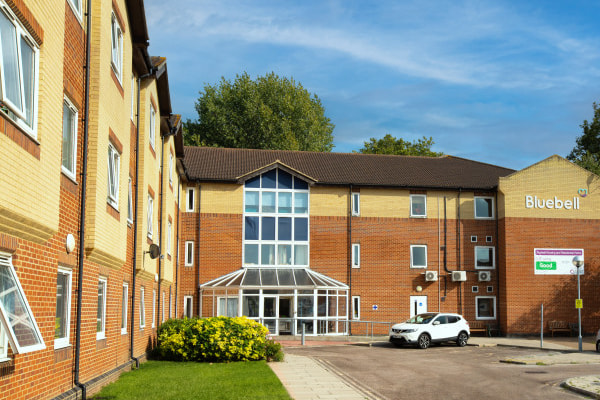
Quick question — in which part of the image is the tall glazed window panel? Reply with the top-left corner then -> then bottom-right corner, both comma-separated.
475,246 -> 495,269
139,287 -> 145,328
121,283 -> 128,334
97,278 -> 107,339
55,268 -> 72,348
474,196 -> 494,219
107,143 -> 120,208
410,245 -> 427,268
61,98 -> 78,179
243,169 -> 310,267
110,11 -> 123,81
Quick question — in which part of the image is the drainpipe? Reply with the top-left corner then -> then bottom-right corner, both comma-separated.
197,184 -> 201,317
175,175 -> 181,317
348,185 -> 353,335
457,189 -> 462,314
74,0 -> 92,397
494,191 -> 501,335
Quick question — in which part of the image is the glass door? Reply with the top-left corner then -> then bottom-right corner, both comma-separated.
263,296 -> 277,334
278,297 -> 292,335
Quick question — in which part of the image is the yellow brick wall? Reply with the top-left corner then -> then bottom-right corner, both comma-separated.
499,155 -> 600,219
160,138 -> 178,283
199,183 -> 243,214
0,0 -> 64,244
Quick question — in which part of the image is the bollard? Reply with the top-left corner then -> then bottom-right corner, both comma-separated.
301,322 -> 305,346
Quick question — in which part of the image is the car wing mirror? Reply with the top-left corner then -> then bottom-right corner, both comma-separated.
432,321 -> 440,325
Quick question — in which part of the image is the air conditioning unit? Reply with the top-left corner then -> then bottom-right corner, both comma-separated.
425,271 -> 438,282
478,271 -> 491,282
451,270 -> 467,282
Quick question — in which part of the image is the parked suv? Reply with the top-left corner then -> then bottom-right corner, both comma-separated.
389,312 -> 470,349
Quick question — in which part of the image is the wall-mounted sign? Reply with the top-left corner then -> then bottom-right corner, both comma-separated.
525,196 -> 580,210
534,248 -> 584,275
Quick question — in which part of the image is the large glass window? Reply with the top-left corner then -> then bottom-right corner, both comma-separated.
107,143 -> 120,208
474,196 -> 494,219
0,5 -> 39,136
476,296 -> 496,320
55,268 -> 72,349
410,245 -> 427,268
410,194 -> 426,217
243,170 -> 309,267
110,11 -> 123,82
218,298 -> 238,317
96,278 -> 107,340
62,98 -> 78,179
475,246 -> 495,269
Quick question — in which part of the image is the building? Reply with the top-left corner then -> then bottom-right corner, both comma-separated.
178,148 -> 600,337
0,0 -> 184,398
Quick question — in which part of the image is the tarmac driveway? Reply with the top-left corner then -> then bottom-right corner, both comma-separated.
284,342 -> 600,400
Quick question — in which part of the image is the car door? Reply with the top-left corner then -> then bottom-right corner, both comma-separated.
430,315 -> 448,340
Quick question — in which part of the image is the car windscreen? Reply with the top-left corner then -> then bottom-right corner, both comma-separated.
406,314 -> 437,324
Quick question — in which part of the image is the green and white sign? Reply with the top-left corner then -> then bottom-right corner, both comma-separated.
534,248 -> 584,275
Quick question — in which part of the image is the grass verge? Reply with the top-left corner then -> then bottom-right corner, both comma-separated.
90,360 -> 291,400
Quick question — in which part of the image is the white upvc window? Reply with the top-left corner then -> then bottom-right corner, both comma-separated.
476,296 -> 496,320
96,277 -> 107,340
152,289 -> 156,328
185,241 -> 194,266
55,267 -> 72,349
0,253 -> 45,354
130,74 -> 135,121
410,194 -> 427,218
410,245 -> 427,268
169,291 -> 172,319
475,246 -> 495,269
0,322 -> 7,360
121,282 -> 128,335
147,194 -> 153,239
127,177 -> 133,224
183,296 -> 193,318
107,143 -> 120,208
351,192 -> 360,216
149,103 -> 156,151
162,292 -> 166,323
0,3 -> 39,137
66,0 -> 82,20
166,221 -> 172,256
217,297 -> 238,318
474,196 -> 494,219
352,243 -> 360,268
168,153 -> 173,186
352,296 -> 360,320
139,286 -> 145,328
110,11 -> 123,82
61,97 -> 78,180
186,187 -> 195,212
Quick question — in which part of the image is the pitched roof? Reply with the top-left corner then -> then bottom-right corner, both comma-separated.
183,147 -> 515,190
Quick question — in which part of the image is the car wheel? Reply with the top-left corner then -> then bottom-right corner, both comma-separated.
456,331 -> 468,347
596,341 -> 600,353
418,333 -> 431,349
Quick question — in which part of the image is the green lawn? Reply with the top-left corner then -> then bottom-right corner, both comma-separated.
90,360 -> 291,400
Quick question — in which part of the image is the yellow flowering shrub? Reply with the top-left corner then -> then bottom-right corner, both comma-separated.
156,316 -> 273,362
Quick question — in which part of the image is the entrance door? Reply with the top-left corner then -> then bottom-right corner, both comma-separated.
263,296 -> 277,334
410,296 -> 427,317
278,297 -> 292,335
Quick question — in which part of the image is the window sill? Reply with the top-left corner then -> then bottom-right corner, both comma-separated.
410,215 -> 427,219
61,168 -> 78,185
54,342 -> 71,350
475,267 -> 495,270
410,266 -> 427,269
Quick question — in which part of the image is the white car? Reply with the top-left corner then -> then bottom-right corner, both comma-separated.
389,312 -> 470,349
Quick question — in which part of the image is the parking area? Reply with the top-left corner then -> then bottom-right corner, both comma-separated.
284,342 -> 600,400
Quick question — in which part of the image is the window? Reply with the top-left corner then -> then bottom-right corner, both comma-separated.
476,296 -> 496,320
472,286 -> 479,293
0,5 -> 39,136
0,323 -> 7,360
162,292 -> 166,323
152,289 -> 156,328
55,268 -> 72,349
0,253 -> 45,353
218,297 -> 238,317
352,244 -> 360,268
130,74 -> 135,120
410,194 -> 426,217
351,193 -> 360,216
169,290 -> 172,319
352,296 -> 360,320
474,196 -> 494,219
410,245 -> 427,268
147,194 -> 153,239
139,287 -> 145,328
185,241 -> 194,266
61,98 -> 78,179
243,169 -> 310,267
186,187 -> 195,212
121,282 -> 128,334
107,143 -> 120,208
168,153 -> 173,186
486,236 -> 493,243
127,177 -> 133,224
470,236 -> 477,243
487,286 -> 494,293
110,11 -> 123,82
475,246 -> 495,269
149,103 -> 155,151
183,296 -> 193,318
166,221 -> 172,256
67,0 -> 82,20
96,278 -> 107,340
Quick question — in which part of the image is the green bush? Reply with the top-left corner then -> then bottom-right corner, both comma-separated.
263,339 -> 284,362
156,316 -> 280,362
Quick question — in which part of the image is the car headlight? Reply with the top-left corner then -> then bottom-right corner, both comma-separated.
403,329 -> 416,333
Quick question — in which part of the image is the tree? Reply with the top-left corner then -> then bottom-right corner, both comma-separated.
567,102 -> 600,175
357,134 -> 443,156
183,72 -> 335,152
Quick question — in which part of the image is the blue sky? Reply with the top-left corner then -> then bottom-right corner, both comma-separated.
145,0 -> 600,170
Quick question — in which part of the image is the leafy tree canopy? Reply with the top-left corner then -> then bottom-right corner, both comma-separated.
567,102 -> 600,175
357,134 -> 443,157
184,72 -> 335,152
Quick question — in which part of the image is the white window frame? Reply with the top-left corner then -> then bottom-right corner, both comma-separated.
352,243 -> 360,268
61,97 -> 78,180
149,103 -> 156,151
0,253 -> 45,354
475,246 -> 495,269
183,296 -> 193,318
410,194 -> 427,218
475,296 -> 496,320
54,267 -> 72,349
130,74 -> 135,121
410,245 -> 427,269
166,221 -> 172,256
217,297 -> 238,318
162,292 -> 166,323
352,296 -> 360,320
139,286 -> 145,328
351,192 -> 360,216
152,289 -> 156,328
0,322 -> 7,361
185,241 -> 194,266
186,187 -> 195,212
121,282 -> 128,335
147,194 -> 153,239
127,177 -> 133,224
0,4 -> 39,137
110,11 -> 123,82
107,142 -> 120,208
96,277 -> 107,340
168,153 -> 173,186
66,0 -> 83,21
169,291 -> 172,319
474,196 -> 494,219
